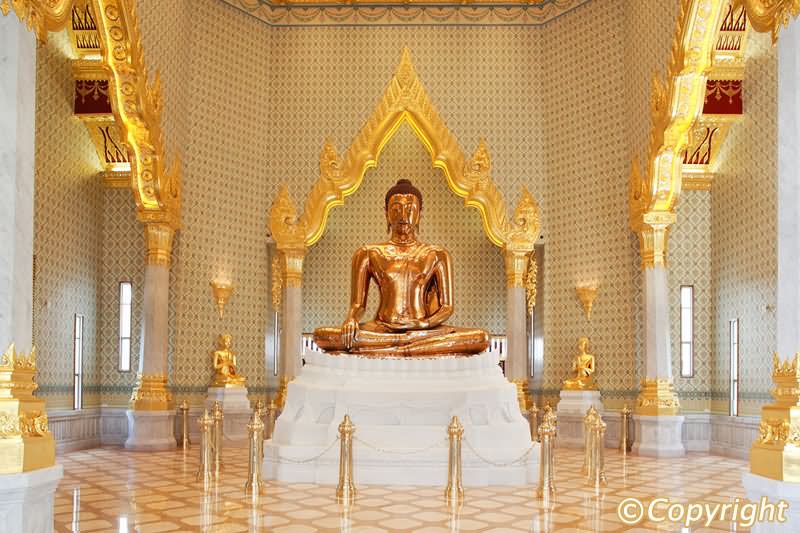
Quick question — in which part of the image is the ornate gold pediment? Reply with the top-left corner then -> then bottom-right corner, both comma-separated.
270,48 -> 540,256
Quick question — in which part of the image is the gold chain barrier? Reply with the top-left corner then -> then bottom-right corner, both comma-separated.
212,401 -> 223,479
619,404 -> 632,454
179,400 -> 190,451
537,414 -> 556,499
445,416 -> 464,506
245,407 -> 265,499
196,409 -> 214,492
588,411 -> 607,489
336,415 -> 356,504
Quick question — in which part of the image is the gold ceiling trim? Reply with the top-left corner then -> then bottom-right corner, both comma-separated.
270,48 -> 540,259
93,0 -> 181,230
630,0 -> 726,268
0,0 -> 72,41
219,0 -> 589,27
734,0 -> 800,42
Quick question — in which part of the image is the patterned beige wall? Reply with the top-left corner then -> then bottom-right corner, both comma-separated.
536,0 -> 639,406
712,31 -> 777,417
669,191 -> 713,412
33,30 -> 103,409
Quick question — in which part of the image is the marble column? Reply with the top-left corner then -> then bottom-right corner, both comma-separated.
743,21 -> 800,533
632,223 -> 685,458
0,14 -> 63,531
0,14 -> 36,353
125,223 -> 177,451
275,248 -> 305,407
504,249 -> 531,411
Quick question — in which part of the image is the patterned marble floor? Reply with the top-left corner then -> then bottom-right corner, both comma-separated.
54,445 -> 752,532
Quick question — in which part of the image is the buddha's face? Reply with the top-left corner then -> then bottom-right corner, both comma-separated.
386,193 -> 421,237
578,337 -> 589,352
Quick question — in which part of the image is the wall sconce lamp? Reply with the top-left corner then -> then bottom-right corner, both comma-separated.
210,279 -> 234,319
575,283 -> 599,320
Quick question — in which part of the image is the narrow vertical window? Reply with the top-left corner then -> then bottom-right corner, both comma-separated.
730,319 -> 740,416
73,314 -> 84,410
119,282 -> 132,372
680,286 -> 694,377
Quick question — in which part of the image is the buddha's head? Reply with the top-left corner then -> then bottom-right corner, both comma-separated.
578,336 -> 589,353
218,333 -> 233,349
385,179 -> 422,237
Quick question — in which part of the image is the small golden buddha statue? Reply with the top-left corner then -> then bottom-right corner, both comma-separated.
563,337 -> 597,390
211,333 -> 246,387
313,179 -> 490,357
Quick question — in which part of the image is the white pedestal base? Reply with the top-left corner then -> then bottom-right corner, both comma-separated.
633,414 -> 685,457
205,386 -> 251,442
0,464 -> 63,533
125,410 -> 176,451
556,390 -> 604,448
264,351 -> 538,486
742,472 -> 800,532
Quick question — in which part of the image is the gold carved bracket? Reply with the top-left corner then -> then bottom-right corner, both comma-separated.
93,0 -> 181,235
630,0 -> 726,268
0,0 -> 73,41
734,0 -> 800,42
269,48 -> 541,287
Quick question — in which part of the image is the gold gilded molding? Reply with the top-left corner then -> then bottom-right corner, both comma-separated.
734,0 -> 800,42
144,222 -> 175,267
630,0 -> 726,269
751,353 -> 800,481
0,344 -> 55,473
270,49 -> 540,263
129,373 -> 174,411
0,0 -> 72,41
635,378 -> 681,416
271,254 -> 283,311
93,0 -> 181,232
524,253 -> 537,314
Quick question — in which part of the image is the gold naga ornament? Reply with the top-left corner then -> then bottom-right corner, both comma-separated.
733,0 -> 800,43
269,48 -> 541,293
0,0 -> 72,41
0,344 -> 55,473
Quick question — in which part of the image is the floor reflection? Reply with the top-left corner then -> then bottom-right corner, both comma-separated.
54,445 -> 750,532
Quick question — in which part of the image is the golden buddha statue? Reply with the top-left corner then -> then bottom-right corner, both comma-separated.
211,333 -> 246,387
313,179 -> 490,357
563,337 -> 597,390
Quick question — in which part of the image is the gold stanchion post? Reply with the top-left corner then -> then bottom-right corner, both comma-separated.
543,403 -> 557,448
336,415 -> 356,504
245,408 -> 265,498
212,401 -> 223,479
582,406 -> 598,477
537,417 -> 556,499
619,404 -> 631,454
590,413 -> 607,489
265,398 -> 278,440
197,409 -> 214,491
444,415 -> 464,505
179,399 -> 190,450
528,402 -> 539,442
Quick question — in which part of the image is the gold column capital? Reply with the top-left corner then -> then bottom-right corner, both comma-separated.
503,248 -> 531,288
634,216 -> 675,270
634,378 -> 681,416
0,344 -> 55,473
751,353 -> 800,481
144,222 -> 175,267
280,248 -> 306,288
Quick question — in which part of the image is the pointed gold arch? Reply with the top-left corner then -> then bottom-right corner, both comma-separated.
270,48 -> 540,279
